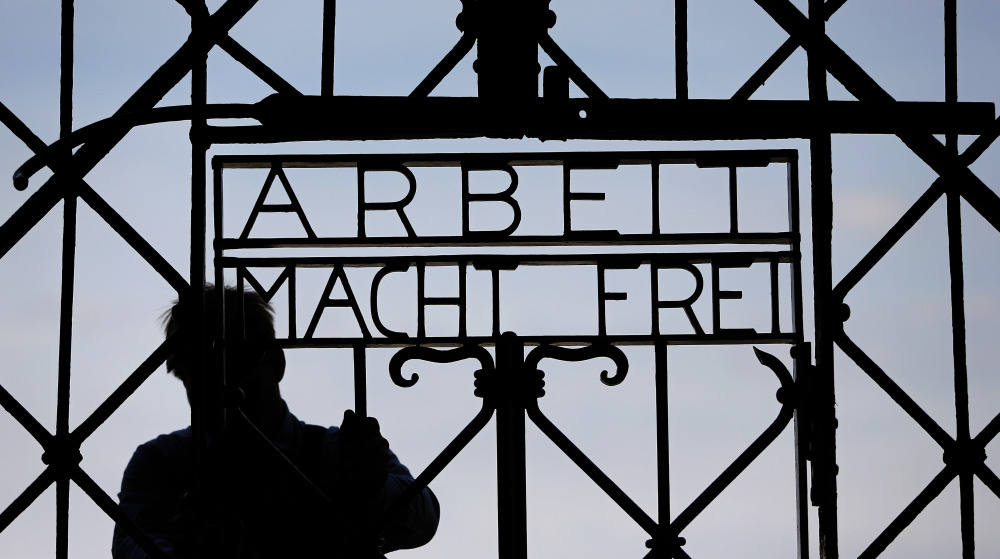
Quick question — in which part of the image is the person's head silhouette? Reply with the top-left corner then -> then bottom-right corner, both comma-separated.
162,285 -> 287,436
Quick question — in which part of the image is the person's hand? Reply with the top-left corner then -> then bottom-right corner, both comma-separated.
335,410 -> 391,508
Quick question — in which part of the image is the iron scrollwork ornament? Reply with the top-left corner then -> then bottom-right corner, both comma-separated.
524,343 -> 629,386
388,345 -> 495,388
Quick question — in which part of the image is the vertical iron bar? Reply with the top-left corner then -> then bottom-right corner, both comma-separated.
492,267 -> 502,336
675,0 -> 688,100
794,344 -> 811,559
349,343 -> 373,559
597,264 -> 608,337
354,344 -> 367,418
188,4 -> 216,558
949,188 -> 974,559
496,333 -> 527,559
788,154 -> 809,559
321,0 -> 336,96
770,258 -> 780,334
213,162 -> 225,294
808,0 -> 838,557
651,160 -> 661,235
459,262 -> 468,338
944,2 -> 973,556
212,154 -> 227,559
650,262 -> 660,337
788,155 -> 804,338
56,196 -> 75,559
56,2 -> 76,557
945,0 -> 958,154
792,346 -> 812,559
562,164 -> 571,235
729,166 -> 739,234
60,0 -> 74,139
475,0 -> 539,101
654,343 -> 671,549
417,263 -> 426,338
190,0 -> 209,295
211,130 -> 228,558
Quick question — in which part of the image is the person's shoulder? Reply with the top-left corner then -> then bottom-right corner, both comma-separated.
121,427 -> 194,488
143,426 -> 192,446
133,427 -> 193,461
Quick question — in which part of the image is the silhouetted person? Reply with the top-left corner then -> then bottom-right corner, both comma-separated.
113,286 -> 439,558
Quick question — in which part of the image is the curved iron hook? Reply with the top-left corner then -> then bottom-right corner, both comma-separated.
524,343 -> 629,386
13,103 -> 257,190
753,346 -> 795,401
388,345 -> 495,388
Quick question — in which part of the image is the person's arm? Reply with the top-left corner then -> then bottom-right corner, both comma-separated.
329,411 -> 440,553
113,442 -> 183,559
380,454 -> 440,552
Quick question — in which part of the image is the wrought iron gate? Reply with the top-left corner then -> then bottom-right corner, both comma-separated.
0,1 -> 998,558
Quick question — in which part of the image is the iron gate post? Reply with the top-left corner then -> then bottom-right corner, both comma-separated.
474,0 -> 551,103
807,1 -> 839,557
496,332 -> 528,559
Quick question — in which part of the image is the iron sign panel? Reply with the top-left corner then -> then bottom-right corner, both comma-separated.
213,150 -> 802,349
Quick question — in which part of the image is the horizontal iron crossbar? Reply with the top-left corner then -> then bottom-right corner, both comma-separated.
206,96 -> 995,143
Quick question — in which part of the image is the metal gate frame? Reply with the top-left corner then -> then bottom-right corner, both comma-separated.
1,1 -> 998,558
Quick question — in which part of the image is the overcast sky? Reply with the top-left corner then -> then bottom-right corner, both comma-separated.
1,1 -> 999,558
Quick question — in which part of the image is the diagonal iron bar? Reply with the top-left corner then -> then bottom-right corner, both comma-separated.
671,348 -> 794,532
833,179 -> 946,300
975,409 -> 1000,449
0,178 -> 71,259
960,116 -> 1000,165
975,463 -> 1000,500
411,33 -> 477,98
217,35 -> 302,96
732,40 -> 799,101
857,466 -> 956,559
0,468 -> 57,534
733,0 -> 850,100
3,142 -> 188,294
375,401 -> 495,535
78,185 -> 188,292
754,0 -> 1000,235
2,0 -> 259,264
835,331 -> 954,449
71,466 -> 171,559
0,100 -> 73,259
24,0 -> 259,197
0,381 -> 54,448
0,100 -> 50,155
538,35 -> 609,99
835,111 -> 1000,302
526,398 -> 659,536
70,337 -> 177,445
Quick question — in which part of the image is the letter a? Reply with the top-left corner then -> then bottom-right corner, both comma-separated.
240,164 -> 317,239
304,265 -> 372,338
